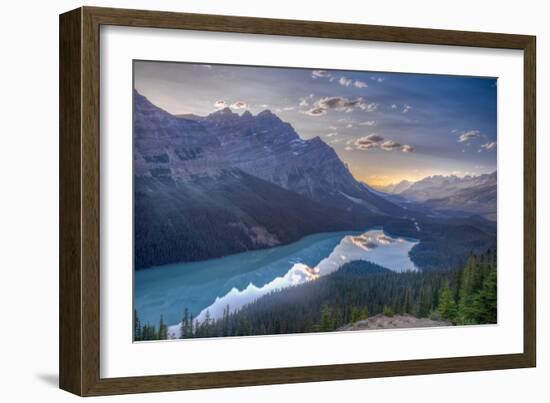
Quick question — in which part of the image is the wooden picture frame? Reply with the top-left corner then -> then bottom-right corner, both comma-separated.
59,6 -> 536,396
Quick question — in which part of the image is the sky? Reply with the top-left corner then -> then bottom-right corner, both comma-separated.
134,60 -> 497,187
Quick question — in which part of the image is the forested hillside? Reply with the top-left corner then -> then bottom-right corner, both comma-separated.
134,250 -> 497,340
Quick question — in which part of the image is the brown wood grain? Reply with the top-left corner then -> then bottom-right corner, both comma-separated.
59,7 -> 83,395
59,6 -> 537,396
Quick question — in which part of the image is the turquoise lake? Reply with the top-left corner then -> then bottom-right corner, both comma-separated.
134,228 -> 419,333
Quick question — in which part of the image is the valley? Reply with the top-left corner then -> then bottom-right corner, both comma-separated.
132,91 -> 497,339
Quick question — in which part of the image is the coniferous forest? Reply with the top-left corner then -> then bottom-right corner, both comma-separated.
134,250 -> 497,341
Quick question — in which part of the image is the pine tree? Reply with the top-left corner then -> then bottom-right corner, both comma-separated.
158,315 -> 168,340
351,307 -> 361,323
134,309 -> 141,341
418,286 -> 432,318
180,308 -> 189,339
439,281 -> 457,323
222,304 -> 230,336
320,304 -> 332,331
403,287 -> 413,314
471,266 -> 497,323
362,306 -> 369,321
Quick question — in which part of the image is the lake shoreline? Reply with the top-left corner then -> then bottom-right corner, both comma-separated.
135,228 -> 419,330
135,227 -> 382,271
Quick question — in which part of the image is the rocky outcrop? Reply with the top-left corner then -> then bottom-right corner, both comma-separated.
338,314 -> 450,331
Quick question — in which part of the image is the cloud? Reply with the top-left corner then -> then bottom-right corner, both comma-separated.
345,123 -> 353,128
380,140 -> 402,151
214,100 -> 227,109
345,145 -> 354,151
312,70 -> 330,79
364,134 -> 385,143
299,98 -> 309,107
326,132 -> 338,138
355,137 -> 379,150
304,107 -> 327,116
359,102 -> 378,112
318,96 -> 357,110
479,141 -> 496,152
402,104 -> 412,113
391,104 -> 397,109
370,76 -> 384,83
311,70 -> 371,90
303,96 -> 378,116
400,144 -> 415,153
230,101 -> 248,110
304,97 -> 351,114
354,134 -> 384,150
339,77 -> 352,87
359,121 -> 375,126
276,106 -> 295,112
458,130 -> 480,143
352,135 -> 414,153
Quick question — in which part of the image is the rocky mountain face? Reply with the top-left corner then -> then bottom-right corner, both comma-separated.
421,173 -> 497,220
135,91 -> 401,214
377,172 -> 497,221
398,172 -> 496,202
133,91 -> 403,269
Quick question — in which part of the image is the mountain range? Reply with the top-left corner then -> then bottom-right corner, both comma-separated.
134,91 -> 403,269
134,91 -> 496,271
374,172 -> 497,220
375,179 -> 413,194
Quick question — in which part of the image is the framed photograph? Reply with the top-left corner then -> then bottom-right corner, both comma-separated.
59,6 -> 536,396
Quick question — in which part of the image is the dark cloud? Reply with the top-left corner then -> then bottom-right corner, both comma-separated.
355,137 -> 378,150
364,134 -> 384,143
214,100 -> 226,109
380,140 -> 402,151
304,107 -> 327,116
352,135 -> 414,153
303,96 -> 378,116
230,101 -> 248,110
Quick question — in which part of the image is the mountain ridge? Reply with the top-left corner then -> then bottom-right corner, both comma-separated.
372,171 -> 497,220
133,90 -> 497,271
133,91 -> 404,269
135,91 -> 403,216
